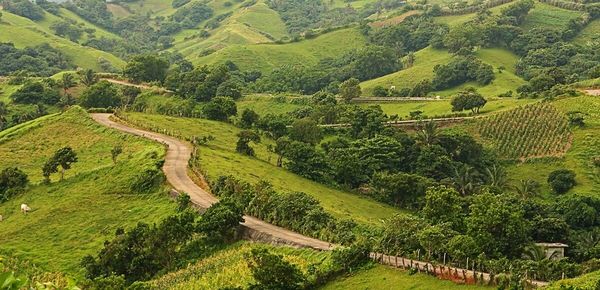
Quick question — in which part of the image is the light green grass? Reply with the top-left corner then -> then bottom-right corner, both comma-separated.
375,98 -> 537,118
546,269 -> 600,290
0,107 -> 176,276
150,241 -> 331,289
362,47 -> 525,98
233,2 -> 289,40
0,81 -> 22,103
189,28 -> 368,73
121,112 -> 404,225
124,0 -> 176,17
0,11 -> 124,71
521,2 -> 584,31
236,95 -> 304,115
573,19 -> 600,45
433,2 -> 515,27
320,265 -> 492,290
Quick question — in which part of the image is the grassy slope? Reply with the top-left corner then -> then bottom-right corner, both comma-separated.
36,8 -> 121,42
192,28 -> 368,73
121,112 -> 404,225
573,19 -> 600,45
0,108 -> 176,275
547,270 -> 600,290
0,81 -> 22,103
0,12 -> 124,71
521,2 -> 584,31
321,265 -> 492,290
458,96 -> 600,197
361,47 -> 525,97
150,241 -> 330,289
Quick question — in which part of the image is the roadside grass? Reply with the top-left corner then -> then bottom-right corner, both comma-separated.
121,112 -> 405,225
0,107 -> 176,276
546,269 -> 600,290
0,11 -> 124,71
320,264 -> 492,290
521,2 -> 584,31
150,241 -> 331,289
190,28 -> 368,72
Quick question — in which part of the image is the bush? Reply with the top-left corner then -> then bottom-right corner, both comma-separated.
0,167 -> 28,202
548,169 -> 576,194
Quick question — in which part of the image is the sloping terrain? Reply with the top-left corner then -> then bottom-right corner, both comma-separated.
0,11 -> 124,71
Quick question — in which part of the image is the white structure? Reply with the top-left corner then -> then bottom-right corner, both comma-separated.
536,243 -> 568,260
20,204 -> 31,214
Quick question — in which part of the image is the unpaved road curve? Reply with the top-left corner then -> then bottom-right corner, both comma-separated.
91,113 -> 333,251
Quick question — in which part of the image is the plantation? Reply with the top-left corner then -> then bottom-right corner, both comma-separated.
478,103 -> 572,160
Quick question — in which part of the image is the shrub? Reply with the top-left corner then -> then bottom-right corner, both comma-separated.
548,169 -> 577,194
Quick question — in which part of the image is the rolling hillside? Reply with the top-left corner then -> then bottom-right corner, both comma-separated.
0,107 -> 176,275
0,11 -> 124,71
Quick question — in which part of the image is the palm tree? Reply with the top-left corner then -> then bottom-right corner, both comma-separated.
78,69 -> 98,87
60,73 -> 77,94
452,165 -> 479,195
485,164 -> 508,189
416,120 -> 439,146
514,179 -> 540,198
522,245 -> 551,262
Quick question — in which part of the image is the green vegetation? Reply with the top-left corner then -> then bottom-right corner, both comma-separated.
0,107 -> 176,275
322,265 -> 492,290
521,2 -> 585,31
573,19 -> 600,45
119,112 -> 403,225
478,103 -> 572,160
0,11 -> 124,71
192,28 -> 368,72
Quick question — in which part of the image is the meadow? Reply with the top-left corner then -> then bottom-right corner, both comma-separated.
0,11 -> 124,71
361,47 -> 526,98
573,19 -> 600,45
321,265 -> 492,290
0,107 -> 177,276
191,28 -> 368,72
120,112 -> 405,225
521,2 -> 585,31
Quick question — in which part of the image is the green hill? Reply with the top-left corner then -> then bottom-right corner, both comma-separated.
190,27 -> 368,72
0,108 -> 176,275
0,11 -> 124,71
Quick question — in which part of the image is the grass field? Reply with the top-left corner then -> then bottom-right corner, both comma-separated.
376,98 -> 537,118
0,11 -> 124,71
573,19 -> 600,45
320,265 -> 492,290
150,241 -> 331,289
190,28 -> 368,72
0,81 -> 22,103
521,2 -> 584,31
0,107 -> 176,276
361,47 -> 525,98
121,112 -> 404,225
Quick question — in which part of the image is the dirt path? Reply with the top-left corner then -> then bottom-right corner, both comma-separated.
585,89 -> 600,96
91,113 -> 333,250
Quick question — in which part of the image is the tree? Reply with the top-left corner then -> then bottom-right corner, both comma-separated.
2,0 -> 44,20
236,130 -> 261,156
421,186 -> 464,230
215,79 -> 243,99
196,199 -> 244,242
370,172 -> 434,207
0,167 -> 28,202
52,147 -> 78,180
466,192 -> 530,258
202,96 -> 237,121
339,78 -> 361,102
0,101 -> 8,129
247,247 -> 305,290
79,81 -> 120,108
548,169 -> 576,194
120,86 -> 141,109
78,69 -> 98,87
289,118 -> 322,145
416,121 -> 439,146
515,179 -> 541,198
240,108 -> 259,129
451,89 -> 487,114
42,158 -> 58,184
123,54 -> 169,83
447,234 -> 480,262
111,145 -> 123,164
10,81 -> 60,105
60,73 -> 77,94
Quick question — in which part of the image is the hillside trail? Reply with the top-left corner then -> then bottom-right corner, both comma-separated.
91,113 -> 333,250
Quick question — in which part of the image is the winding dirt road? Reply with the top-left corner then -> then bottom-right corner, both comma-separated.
91,113 -> 333,250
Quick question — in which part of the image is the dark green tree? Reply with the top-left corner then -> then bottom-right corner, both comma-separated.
202,96 -> 237,121
124,54 -> 170,83
289,118 -> 322,145
240,108 -> 259,129
451,89 -> 487,114
339,78 -> 361,102
247,248 -> 305,290
79,81 -> 120,108
236,130 -> 261,156
548,169 -> 576,194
